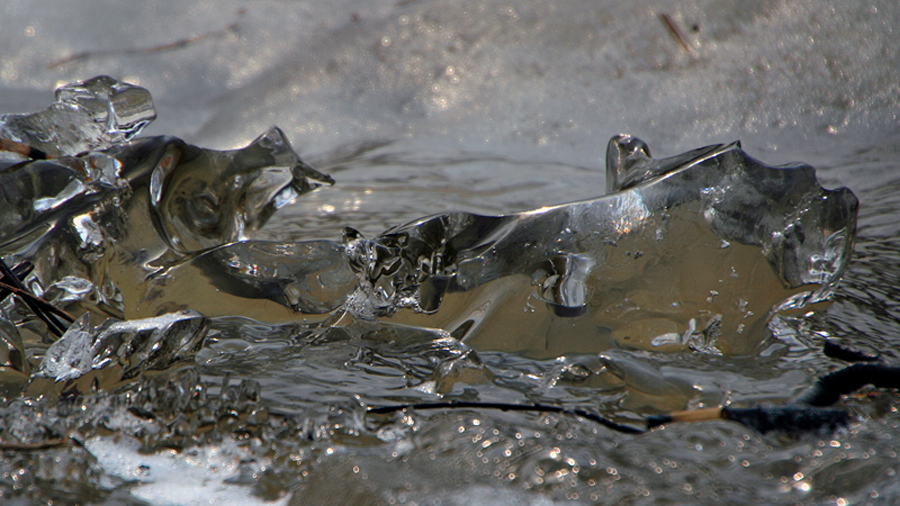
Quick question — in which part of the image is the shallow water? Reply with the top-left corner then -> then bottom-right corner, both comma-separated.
3,1 -> 900,505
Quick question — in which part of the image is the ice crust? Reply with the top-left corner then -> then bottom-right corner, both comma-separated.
1,78 -> 858,358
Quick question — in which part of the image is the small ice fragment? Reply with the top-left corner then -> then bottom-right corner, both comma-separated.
650,332 -> 683,347
0,76 -> 155,158
33,310 -> 208,384
35,313 -> 94,382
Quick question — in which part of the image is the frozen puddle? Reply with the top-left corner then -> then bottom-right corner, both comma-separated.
84,436 -> 290,506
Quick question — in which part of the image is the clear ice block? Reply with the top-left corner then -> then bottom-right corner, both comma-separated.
165,135 -> 856,357
1,121 -> 332,324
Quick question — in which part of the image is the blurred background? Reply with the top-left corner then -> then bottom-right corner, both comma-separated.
3,1 -> 898,239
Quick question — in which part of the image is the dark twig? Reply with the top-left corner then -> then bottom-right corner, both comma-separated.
0,258 -> 75,337
368,401 -> 645,434
659,13 -> 692,54
649,341 -> 900,434
0,261 -> 33,300
370,339 -> 900,436
647,406 -> 851,434
795,363 -> 900,407
0,138 -> 49,160
47,23 -> 239,69
0,281 -> 76,324
823,339 -> 879,362
0,437 -> 68,451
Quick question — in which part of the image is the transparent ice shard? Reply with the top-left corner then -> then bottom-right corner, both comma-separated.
0,76 -> 155,158
145,126 -> 334,254
142,239 -> 357,318
32,313 -> 94,383
31,310 -> 208,391
150,135 -> 856,356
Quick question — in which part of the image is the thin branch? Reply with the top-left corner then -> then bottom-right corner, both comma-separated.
47,23 -> 239,69
0,258 -> 75,337
0,138 -> 49,160
368,401 -> 645,434
659,13 -> 692,55
0,437 -> 67,451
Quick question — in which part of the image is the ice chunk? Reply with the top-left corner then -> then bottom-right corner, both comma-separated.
1,89 -> 332,323
0,76 -> 155,158
32,313 -> 94,383
345,135 -> 857,356
138,135 -> 855,356
145,126 -> 334,253
31,310 -> 208,392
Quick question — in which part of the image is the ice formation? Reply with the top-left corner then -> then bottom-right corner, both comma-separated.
0,77 -> 858,363
341,135 -> 858,355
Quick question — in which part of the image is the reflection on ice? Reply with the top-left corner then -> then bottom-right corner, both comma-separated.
192,240 -> 355,314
